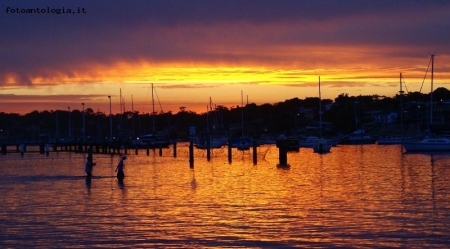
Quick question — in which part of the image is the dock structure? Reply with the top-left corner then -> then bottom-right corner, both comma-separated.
0,140 -> 175,157
1,139 -> 294,168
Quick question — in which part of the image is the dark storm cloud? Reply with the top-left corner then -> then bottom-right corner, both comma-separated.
1,0 -> 449,85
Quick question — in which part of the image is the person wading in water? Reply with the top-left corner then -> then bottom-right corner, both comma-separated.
115,155 -> 127,183
85,156 -> 96,177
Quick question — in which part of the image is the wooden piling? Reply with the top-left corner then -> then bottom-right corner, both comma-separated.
276,139 -> 294,166
173,142 -> 177,158
279,147 -> 287,165
252,140 -> 257,164
206,139 -> 211,161
189,140 -> 194,168
227,138 -> 232,163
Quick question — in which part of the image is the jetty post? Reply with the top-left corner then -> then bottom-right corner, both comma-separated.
206,139 -> 211,161
173,141 -> 177,158
227,138 -> 232,163
276,139 -> 295,166
252,140 -> 257,165
1,144 -> 6,155
189,140 -> 194,168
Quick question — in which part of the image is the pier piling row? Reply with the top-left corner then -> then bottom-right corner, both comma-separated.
1,140 -> 293,167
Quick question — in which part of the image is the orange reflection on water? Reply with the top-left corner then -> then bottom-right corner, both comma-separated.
0,144 -> 449,247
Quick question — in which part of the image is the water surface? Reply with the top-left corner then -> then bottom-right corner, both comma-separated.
1,144 -> 449,248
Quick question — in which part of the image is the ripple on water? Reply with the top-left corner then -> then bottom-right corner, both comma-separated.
0,144 -> 449,248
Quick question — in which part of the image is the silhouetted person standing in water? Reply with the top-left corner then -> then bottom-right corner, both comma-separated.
116,155 -> 127,183
85,156 -> 96,177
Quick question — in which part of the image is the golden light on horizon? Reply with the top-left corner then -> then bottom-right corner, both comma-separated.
2,52 -> 449,115
4,41 -> 449,89
11,62 -> 415,87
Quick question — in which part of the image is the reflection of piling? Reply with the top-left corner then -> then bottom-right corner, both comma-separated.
252,140 -> 257,164
189,140 -> 194,168
227,138 -> 232,163
1,145 -> 6,155
39,144 -> 45,154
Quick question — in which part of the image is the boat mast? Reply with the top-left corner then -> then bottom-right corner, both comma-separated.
131,95 -> 135,138
399,73 -> 404,129
152,83 -> 155,133
241,90 -> 244,137
120,88 -> 123,135
207,97 -> 211,137
319,76 -> 322,138
430,54 -> 434,126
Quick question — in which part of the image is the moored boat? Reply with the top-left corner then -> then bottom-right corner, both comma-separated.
132,133 -> 171,148
313,137 -> 331,153
340,130 -> 377,145
377,136 -> 421,145
299,136 -> 321,148
402,137 -> 450,152
194,136 -> 228,149
230,137 -> 252,150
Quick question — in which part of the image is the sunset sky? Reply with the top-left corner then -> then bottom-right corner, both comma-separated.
1,0 -> 450,115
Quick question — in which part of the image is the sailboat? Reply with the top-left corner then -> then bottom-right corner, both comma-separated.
230,91 -> 252,150
377,73 -> 421,145
194,97 -> 228,149
402,54 -> 450,152
313,76 -> 331,153
132,83 -> 171,148
341,95 -> 377,145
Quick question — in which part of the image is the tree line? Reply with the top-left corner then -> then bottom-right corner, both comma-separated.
1,87 -> 450,143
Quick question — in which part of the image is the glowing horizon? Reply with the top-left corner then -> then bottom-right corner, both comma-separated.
1,56 -> 449,115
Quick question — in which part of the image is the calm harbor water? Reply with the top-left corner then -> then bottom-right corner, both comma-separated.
0,143 -> 449,248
